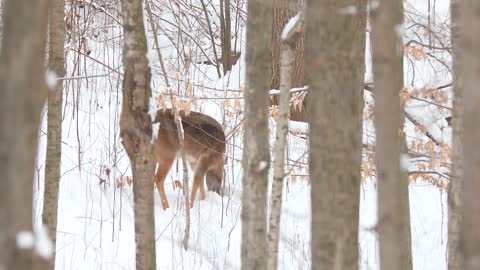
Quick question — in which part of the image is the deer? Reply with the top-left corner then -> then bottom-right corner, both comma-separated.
152,108 -> 226,209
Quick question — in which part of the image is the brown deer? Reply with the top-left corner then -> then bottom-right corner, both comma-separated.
153,108 -> 226,209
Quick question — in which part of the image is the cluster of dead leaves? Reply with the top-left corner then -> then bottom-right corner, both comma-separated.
410,173 -> 448,191
155,93 -> 196,116
403,45 -> 428,61
410,87 -> 449,109
291,92 -> 305,112
98,166 -> 133,189
115,176 -> 133,189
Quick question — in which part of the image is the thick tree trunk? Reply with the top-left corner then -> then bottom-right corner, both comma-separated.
42,0 -> 66,268
305,0 -> 366,269
447,0 -> 463,269
371,0 -> 413,269
120,0 -> 157,269
0,0 -> 50,269
270,0 -> 306,122
271,0 -> 304,90
241,0 -> 273,269
458,0 -> 480,269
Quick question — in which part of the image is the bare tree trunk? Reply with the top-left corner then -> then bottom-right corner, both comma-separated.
241,0 -> 273,269
305,0 -> 366,269
371,0 -> 413,269
224,0 -> 232,72
270,0 -> 306,122
199,0 -> 221,77
120,0 -> 156,269
448,0 -> 463,269
145,0 -> 191,249
0,0 -> 50,269
271,0 -> 304,90
220,0 -> 232,73
267,12 -> 303,270
42,0 -> 66,268
458,0 -> 480,269
0,1 -> 4,51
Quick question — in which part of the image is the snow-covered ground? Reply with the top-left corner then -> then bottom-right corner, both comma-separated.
31,0 -> 452,269
32,62 -> 449,270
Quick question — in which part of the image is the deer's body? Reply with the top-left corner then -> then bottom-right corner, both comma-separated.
153,108 -> 225,209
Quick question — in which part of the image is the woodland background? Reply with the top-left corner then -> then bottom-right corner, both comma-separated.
0,0 -> 476,269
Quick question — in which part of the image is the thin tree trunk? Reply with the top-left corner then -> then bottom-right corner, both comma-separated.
305,0 -> 366,269
199,0 -> 221,77
371,0 -> 413,269
458,0 -> 480,269
220,0 -> 232,74
219,0 -> 226,73
267,12 -> 303,270
0,0 -> 50,269
224,0 -> 232,72
173,108 -> 191,249
241,0 -> 273,269
447,0 -> 463,269
43,0 -> 66,268
120,0 -> 156,269
145,0 -> 191,248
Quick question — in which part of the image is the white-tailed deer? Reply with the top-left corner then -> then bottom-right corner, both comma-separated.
153,108 -> 225,209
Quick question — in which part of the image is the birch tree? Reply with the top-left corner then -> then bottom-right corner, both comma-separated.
371,0 -> 413,269
448,0 -> 463,269
42,0 -> 66,267
305,0 -> 366,268
241,0 -> 273,269
267,12 -> 303,270
458,0 -> 480,269
120,0 -> 156,269
0,0 -> 50,268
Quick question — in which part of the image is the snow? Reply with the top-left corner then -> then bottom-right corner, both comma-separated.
269,89 -> 280,95
16,228 -> 53,258
152,123 -> 160,144
16,231 -> 35,250
400,154 -> 411,171
30,0 -> 453,269
258,160 -> 269,172
46,70 -> 58,90
35,226 -> 53,259
339,5 -> 358,15
281,12 -> 301,40
395,24 -> 406,39
149,96 -> 158,122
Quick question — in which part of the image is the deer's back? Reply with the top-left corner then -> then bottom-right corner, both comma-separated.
154,109 -> 225,159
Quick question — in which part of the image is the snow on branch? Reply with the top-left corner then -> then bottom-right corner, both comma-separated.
281,11 -> 304,42
269,86 -> 308,95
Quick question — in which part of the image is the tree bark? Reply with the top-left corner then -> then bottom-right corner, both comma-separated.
458,0 -> 480,269
120,0 -> 157,269
0,0 -> 50,269
220,0 -> 232,73
42,0 -> 66,268
371,0 -> 413,269
240,0 -> 273,269
305,0 -> 366,269
271,0 -> 304,90
270,0 -> 306,122
448,0 -> 463,269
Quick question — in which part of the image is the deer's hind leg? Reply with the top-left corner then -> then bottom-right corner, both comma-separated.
190,153 -> 212,208
154,156 -> 175,210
